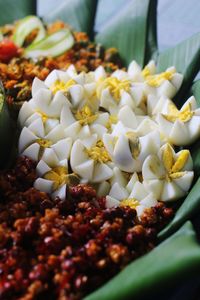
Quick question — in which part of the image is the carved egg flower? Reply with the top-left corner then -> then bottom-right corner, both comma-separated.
97,70 -> 146,114
142,143 -> 194,202
70,134 -> 114,183
61,103 -> 109,141
157,96 -> 200,145
103,128 -> 161,173
34,159 -> 79,200
18,117 -> 72,166
142,65 -> 183,99
106,173 -> 158,218
18,87 -> 70,133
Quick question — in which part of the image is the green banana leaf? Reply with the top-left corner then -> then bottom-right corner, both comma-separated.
0,84 -> 13,168
157,32 -> 200,107
144,0 -> 158,63
0,0 -> 36,26
95,0 -> 153,67
85,221 -> 200,300
43,0 -> 98,39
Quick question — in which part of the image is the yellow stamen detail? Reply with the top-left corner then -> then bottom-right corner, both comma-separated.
97,77 -> 131,102
36,139 -> 53,148
106,115 -> 118,129
44,166 -> 68,190
75,105 -> 98,125
162,143 -> 174,172
142,66 -> 151,77
86,140 -> 111,163
163,103 -> 194,123
169,171 -> 186,179
35,110 -> 58,123
171,150 -> 189,173
50,79 -> 76,94
162,144 -> 190,181
145,70 -> 175,87
120,198 -> 139,209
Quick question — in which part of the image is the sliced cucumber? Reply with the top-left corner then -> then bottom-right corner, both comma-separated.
24,29 -> 74,59
13,15 -> 46,47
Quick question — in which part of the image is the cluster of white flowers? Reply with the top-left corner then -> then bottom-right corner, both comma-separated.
18,60 -> 200,218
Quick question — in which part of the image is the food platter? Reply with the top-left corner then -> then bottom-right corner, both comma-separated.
0,0 -> 200,299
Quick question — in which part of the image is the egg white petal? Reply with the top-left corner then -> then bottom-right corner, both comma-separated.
66,65 -> 77,78
51,138 -> 72,160
52,184 -> 66,200
170,120 -> 189,146
36,160 -> 51,177
126,173 -> 139,193
74,159 -> 94,181
142,154 -> 165,180
171,73 -> 183,91
119,90 -> 136,109
18,102 -> 35,127
129,84 -> 145,107
127,61 -> 143,81
18,127 -> 38,153
129,181 -> 148,201
32,77 -> 47,96
173,172 -> 194,192
22,143 -> 40,161
106,196 -> 120,208
45,124 -> 65,143
103,134 -> 115,158
95,181 -> 110,197
41,148 -> 59,167
69,84 -> 84,107
109,182 -> 129,201
110,167 -> 128,187
161,180 -> 185,202
92,163 -> 113,183
70,140 -> 88,167
143,179 -> 164,200
113,135 -> 135,172
90,124 -> 107,139
118,105 -> 138,129
34,178 -> 53,193
28,118 -> 44,137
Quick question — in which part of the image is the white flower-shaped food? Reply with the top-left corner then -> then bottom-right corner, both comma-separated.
61,104 -> 109,140
34,159 -> 79,200
18,87 -> 71,134
103,128 -> 161,173
18,118 -> 72,166
142,143 -> 194,201
157,96 -> 200,145
70,134 -> 113,183
106,177 -> 158,218
97,71 -> 146,115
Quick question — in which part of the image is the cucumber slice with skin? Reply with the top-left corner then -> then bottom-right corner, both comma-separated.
13,15 -> 46,47
24,29 -> 75,58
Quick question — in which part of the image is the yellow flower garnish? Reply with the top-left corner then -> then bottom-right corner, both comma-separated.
50,79 -> 76,94
75,105 -> 98,125
144,70 -> 175,87
162,144 -> 189,181
162,103 -> 194,123
171,150 -> 189,173
142,66 -> 151,77
120,198 -> 139,209
97,77 -> 131,102
35,110 -> 58,123
126,132 -> 141,159
43,166 -> 77,190
106,114 -> 118,130
86,140 -> 111,163
36,139 -> 53,148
